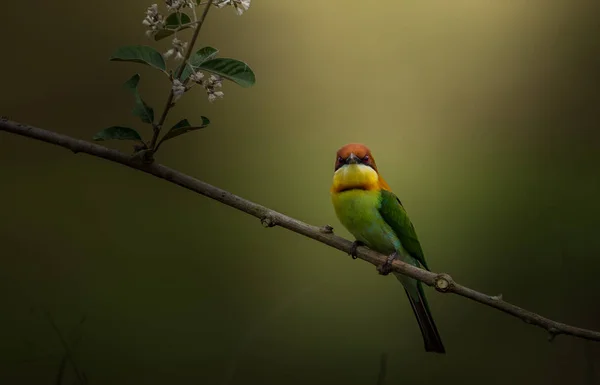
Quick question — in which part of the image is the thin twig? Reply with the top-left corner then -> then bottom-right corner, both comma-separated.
376,353 -> 387,385
2,118 -> 600,343
167,20 -> 201,30
149,0 -> 215,150
55,353 -> 67,385
44,311 -> 85,384
154,126 -> 206,152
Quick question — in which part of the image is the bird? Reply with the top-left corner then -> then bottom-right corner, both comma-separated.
330,143 -> 445,353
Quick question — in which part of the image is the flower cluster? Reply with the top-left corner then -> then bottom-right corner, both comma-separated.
203,74 -> 224,102
190,71 -> 204,83
145,1 -> 245,104
172,79 -> 187,101
142,4 -> 165,37
165,0 -> 195,12
143,0 -> 251,37
164,37 -> 188,60
214,0 -> 251,15
172,72 -> 224,103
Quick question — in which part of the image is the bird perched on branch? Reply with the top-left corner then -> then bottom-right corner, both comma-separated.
330,143 -> 445,353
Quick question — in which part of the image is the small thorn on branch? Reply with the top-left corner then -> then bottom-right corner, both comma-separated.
548,327 -> 560,342
133,143 -> 148,153
131,149 -> 154,164
320,225 -> 334,234
260,214 -> 276,228
434,273 -> 454,292
491,294 -> 503,301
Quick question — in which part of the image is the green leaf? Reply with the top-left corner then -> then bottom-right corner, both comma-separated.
178,46 -> 219,81
154,12 -> 192,41
110,45 -> 166,72
197,58 -> 256,87
154,30 -> 174,42
123,74 -> 155,124
93,126 -> 143,141
161,117 -> 210,142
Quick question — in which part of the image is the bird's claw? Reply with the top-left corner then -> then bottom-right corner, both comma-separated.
349,240 -> 364,260
377,252 -> 398,276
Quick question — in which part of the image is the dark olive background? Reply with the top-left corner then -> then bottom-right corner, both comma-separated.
1,1 -> 599,384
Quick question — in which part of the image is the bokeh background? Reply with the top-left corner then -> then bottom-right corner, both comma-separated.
1,1 -> 599,384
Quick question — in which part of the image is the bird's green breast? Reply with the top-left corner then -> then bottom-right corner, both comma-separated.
331,189 -> 400,255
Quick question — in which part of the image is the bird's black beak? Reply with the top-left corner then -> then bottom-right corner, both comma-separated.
346,153 -> 360,164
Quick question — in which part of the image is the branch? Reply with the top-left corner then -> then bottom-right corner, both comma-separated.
2,117 -> 600,343
150,0 -> 215,150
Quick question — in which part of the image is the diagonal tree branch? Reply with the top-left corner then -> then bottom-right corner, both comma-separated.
2,117 -> 600,343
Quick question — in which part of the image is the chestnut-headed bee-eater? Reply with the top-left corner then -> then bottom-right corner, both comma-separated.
330,143 -> 445,353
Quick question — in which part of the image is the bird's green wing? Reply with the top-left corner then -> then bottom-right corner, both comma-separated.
378,189 -> 429,270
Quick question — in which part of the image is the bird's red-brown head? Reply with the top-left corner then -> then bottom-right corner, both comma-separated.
334,143 -> 379,172
331,143 -> 391,193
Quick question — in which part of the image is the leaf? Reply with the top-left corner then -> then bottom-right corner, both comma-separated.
161,117 -> 210,142
153,30 -> 174,42
93,126 -> 143,141
110,45 -> 166,72
123,74 -> 155,124
178,46 -> 219,81
165,12 -> 191,29
154,12 -> 192,41
197,58 -> 256,88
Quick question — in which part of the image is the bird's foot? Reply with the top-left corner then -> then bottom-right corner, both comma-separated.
349,240 -> 364,260
376,252 -> 398,276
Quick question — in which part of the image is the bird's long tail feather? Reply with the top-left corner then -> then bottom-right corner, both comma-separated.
403,282 -> 445,353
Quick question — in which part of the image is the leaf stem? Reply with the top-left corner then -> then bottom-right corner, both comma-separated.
149,0 -> 215,151
154,126 -> 206,151
166,20 -> 201,30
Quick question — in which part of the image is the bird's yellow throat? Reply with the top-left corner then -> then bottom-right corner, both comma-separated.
331,164 -> 380,193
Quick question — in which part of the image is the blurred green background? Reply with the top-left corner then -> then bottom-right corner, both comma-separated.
1,1 -> 599,384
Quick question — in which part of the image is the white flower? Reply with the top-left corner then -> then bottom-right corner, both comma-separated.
143,4 -> 165,37
206,74 -> 223,88
172,79 -> 186,101
214,0 -> 251,15
233,0 -> 251,15
143,4 -> 160,23
214,0 -> 230,8
164,37 -> 188,60
202,74 -> 224,102
165,0 -> 195,11
207,91 -> 224,103
190,71 -> 205,83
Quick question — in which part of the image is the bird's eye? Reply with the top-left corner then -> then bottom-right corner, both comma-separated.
363,155 -> 369,162
337,156 -> 343,163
